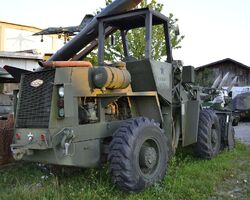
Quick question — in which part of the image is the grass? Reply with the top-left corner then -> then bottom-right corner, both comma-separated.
0,142 -> 249,200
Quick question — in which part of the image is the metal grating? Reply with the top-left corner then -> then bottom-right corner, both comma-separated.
16,69 -> 55,128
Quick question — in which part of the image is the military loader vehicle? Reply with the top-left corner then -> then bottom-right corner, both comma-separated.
11,0 -> 235,192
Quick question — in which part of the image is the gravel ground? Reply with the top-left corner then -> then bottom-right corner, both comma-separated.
209,122 -> 250,199
234,122 -> 250,145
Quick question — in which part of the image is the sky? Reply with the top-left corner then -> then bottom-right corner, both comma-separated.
1,0 -> 250,67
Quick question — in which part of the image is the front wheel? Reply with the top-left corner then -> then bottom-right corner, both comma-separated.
108,117 -> 169,192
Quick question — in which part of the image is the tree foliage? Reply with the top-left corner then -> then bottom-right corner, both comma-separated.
195,68 -> 214,87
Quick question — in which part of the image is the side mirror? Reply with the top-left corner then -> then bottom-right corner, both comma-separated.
110,34 -> 115,46
174,25 -> 180,36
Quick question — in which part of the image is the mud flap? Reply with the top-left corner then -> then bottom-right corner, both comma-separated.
217,111 -> 235,150
227,124 -> 235,150
181,100 -> 200,146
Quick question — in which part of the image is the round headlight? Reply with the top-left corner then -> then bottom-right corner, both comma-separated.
58,108 -> 65,117
58,86 -> 64,97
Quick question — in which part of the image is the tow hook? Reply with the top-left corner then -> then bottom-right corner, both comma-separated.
60,129 -> 75,156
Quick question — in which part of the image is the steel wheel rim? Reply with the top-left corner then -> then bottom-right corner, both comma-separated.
138,138 -> 160,177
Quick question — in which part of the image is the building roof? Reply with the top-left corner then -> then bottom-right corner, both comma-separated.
195,58 -> 250,71
0,67 -> 8,75
0,67 -> 13,83
0,51 -> 43,60
0,20 -> 41,31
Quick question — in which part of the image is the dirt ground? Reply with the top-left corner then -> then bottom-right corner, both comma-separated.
209,122 -> 250,200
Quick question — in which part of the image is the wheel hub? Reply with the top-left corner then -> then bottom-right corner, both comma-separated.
139,146 -> 157,169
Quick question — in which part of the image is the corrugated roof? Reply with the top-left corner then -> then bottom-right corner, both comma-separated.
195,58 -> 250,71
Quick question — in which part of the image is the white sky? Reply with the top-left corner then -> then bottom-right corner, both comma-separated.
1,0 -> 250,67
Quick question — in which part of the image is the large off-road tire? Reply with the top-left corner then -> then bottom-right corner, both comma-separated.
108,117 -> 168,192
194,109 -> 221,159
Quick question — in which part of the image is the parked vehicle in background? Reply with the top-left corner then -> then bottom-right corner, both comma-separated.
232,92 -> 250,122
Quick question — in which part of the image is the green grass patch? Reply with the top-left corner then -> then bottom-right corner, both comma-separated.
0,142 -> 249,200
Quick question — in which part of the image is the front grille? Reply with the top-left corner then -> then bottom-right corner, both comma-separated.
16,69 -> 55,128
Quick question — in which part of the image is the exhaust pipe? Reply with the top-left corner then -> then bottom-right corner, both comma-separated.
39,61 -> 92,68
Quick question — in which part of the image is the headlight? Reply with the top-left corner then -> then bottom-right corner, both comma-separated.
58,86 -> 64,97
58,108 -> 65,117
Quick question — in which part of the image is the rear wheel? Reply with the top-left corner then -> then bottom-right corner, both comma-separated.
108,117 -> 168,192
194,109 -> 221,159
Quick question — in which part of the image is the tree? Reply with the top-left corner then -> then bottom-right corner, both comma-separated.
86,0 -> 184,63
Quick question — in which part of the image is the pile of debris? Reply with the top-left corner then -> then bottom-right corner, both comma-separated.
0,113 -> 14,165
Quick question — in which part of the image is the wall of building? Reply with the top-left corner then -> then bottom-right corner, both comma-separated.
196,61 -> 250,87
2,83 -> 18,94
0,21 -> 64,94
0,21 -> 64,53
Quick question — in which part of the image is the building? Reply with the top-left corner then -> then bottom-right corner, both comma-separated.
0,21 -> 63,53
0,50 -> 42,70
0,21 -> 65,93
195,58 -> 250,87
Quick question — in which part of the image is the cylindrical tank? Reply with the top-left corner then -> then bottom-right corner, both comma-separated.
49,0 -> 141,61
92,67 -> 131,89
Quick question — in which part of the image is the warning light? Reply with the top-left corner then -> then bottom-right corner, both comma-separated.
40,134 -> 46,141
15,133 -> 21,140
